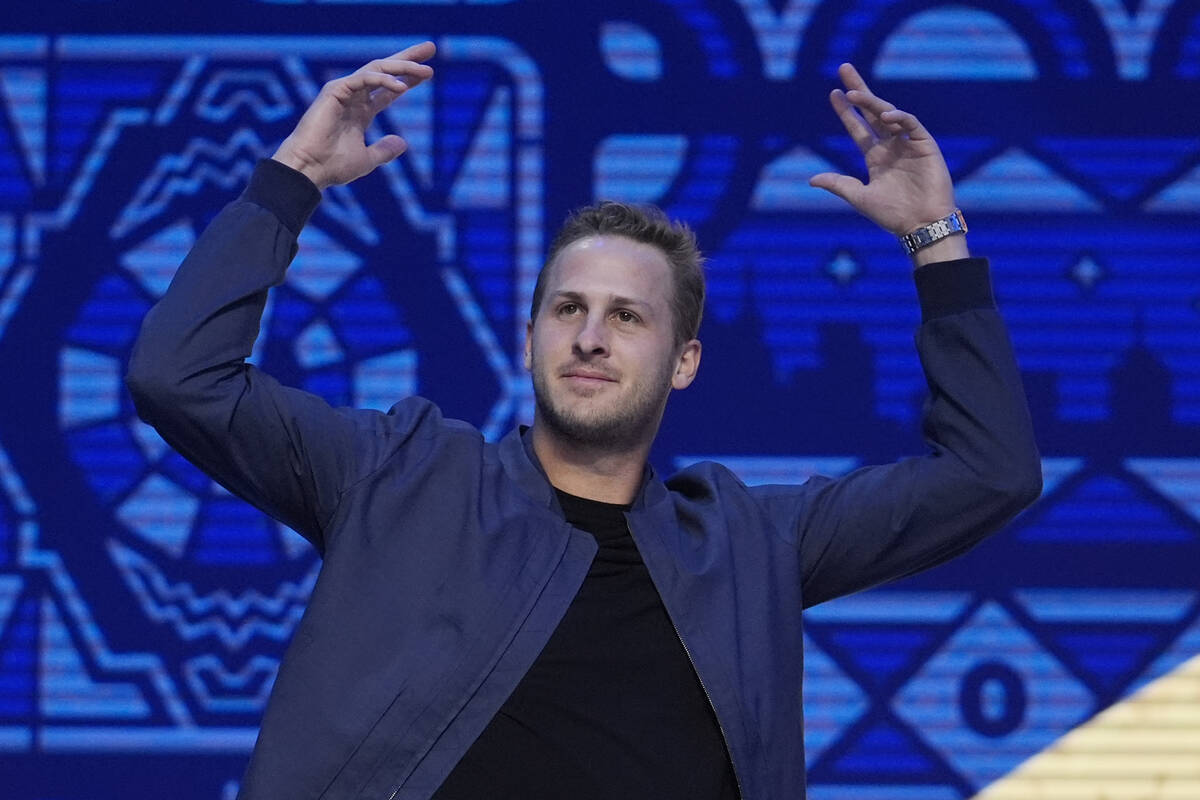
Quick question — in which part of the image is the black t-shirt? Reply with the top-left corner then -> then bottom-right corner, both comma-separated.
432,489 -> 739,799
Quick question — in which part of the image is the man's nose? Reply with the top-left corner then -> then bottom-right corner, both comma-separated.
573,315 -> 609,356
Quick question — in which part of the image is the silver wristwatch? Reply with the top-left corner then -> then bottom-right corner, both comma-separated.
899,209 -> 967,256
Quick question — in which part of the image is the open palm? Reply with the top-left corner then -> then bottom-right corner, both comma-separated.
810,63 -> 956,236
273,41 -> 436,190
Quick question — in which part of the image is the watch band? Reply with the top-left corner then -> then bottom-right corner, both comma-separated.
899,209 -> 967,256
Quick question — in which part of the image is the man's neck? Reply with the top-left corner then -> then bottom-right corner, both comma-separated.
530,423 -> 650,505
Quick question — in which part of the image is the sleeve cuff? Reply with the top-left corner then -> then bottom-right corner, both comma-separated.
914,257 -> 995,322
242,158 -> 322,237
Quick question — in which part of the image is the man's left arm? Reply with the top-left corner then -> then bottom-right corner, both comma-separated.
761,259 -> 1041,607
762,65 -> 1042,607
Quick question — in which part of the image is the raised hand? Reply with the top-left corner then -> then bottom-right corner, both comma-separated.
273,41 -> 436,191
809,63 -> 958,241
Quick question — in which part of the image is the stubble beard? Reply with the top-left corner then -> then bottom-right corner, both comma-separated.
531,356 -> 675,451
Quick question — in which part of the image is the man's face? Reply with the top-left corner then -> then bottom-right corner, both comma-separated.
525,235 -> 700,449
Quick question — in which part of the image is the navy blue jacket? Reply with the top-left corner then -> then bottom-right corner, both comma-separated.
126,160 -> 1042,799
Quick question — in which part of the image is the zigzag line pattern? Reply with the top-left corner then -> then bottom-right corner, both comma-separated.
110,128 -> 267,239
107,540 -> 317,650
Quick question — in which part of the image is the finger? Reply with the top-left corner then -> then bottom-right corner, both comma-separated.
359,42 -> 436,73
838,63 -> 901,137
878,108 -> 933,142
355,57 -> 435,87
829,89 -> 875,153
843,88 -> 897,139
373,61 -> 435,88
809,172 -> 864,205
338,70 -> 416,98
392,40 -> 436,64
368,85 -> 404,115
837,62 -> 870,95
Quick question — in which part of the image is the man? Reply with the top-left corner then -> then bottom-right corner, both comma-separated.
126,41 -> 1041,799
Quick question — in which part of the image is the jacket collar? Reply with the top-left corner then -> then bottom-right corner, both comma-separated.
498,426 -> 671,515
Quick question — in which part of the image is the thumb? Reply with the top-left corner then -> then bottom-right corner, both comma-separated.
364,134 -> 408,170
809,172 -> 863,205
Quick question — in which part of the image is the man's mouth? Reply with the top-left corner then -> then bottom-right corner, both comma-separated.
561,368 -> 617,383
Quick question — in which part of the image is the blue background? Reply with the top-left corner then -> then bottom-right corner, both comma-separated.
1,1 -> 1199,797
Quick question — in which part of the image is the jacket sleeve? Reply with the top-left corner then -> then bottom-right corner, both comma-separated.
125,159 -> 435,555
751,258 -> 1042,608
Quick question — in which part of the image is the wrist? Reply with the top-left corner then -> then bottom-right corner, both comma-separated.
900,208 -> 968,266
911,233 -> 969,267
271,142 -> 327,191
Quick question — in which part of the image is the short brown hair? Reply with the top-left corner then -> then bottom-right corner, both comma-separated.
531,201 -> 705,345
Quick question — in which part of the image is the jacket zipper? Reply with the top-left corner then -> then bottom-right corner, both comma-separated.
383,523 -> 582,800
667,610 -> 746,799
627,522 -> 745,800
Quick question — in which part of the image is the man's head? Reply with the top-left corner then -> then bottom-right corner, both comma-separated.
524,202 -> 705,449
532,201 -> 705,347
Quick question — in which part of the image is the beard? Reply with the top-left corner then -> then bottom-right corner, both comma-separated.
531,353 -> 675,450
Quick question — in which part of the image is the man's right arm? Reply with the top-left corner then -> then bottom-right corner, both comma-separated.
125,160 -> 430,552
125,45 -> 437,553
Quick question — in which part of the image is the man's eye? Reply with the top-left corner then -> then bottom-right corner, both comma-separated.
615,310 -> 638,323
559,303 -> 579,315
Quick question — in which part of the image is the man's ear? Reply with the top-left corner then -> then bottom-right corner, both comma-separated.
523,319 -> 533,371
671,339 -> 702,390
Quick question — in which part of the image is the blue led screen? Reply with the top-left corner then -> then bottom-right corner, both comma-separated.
0,1 -> 1199,798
